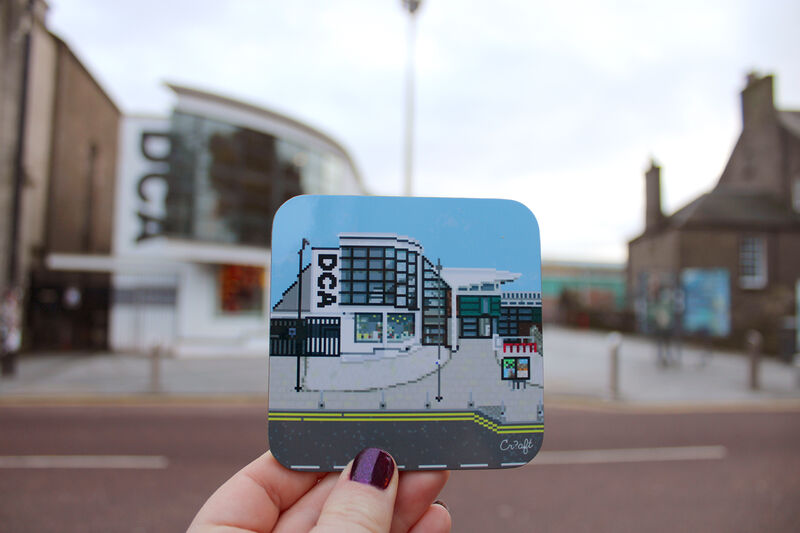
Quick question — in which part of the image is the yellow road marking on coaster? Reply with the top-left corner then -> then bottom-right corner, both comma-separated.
342,412 -> 473,418
269,411 -> 544,435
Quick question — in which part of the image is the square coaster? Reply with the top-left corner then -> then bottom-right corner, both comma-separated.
268,196 -> 543,471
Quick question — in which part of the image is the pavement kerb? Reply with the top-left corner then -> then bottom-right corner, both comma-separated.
2,392 -> 800,413
0,394 -> 268,407
543,393 -> 800,414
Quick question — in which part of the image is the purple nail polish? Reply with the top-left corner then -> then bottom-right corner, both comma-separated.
350,447 -> 394,490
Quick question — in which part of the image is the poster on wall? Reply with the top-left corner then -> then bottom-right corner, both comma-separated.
681,268 -> 730,337
268,195 -> 543,471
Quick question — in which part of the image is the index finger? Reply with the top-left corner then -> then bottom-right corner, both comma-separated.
188,451 -> 325,533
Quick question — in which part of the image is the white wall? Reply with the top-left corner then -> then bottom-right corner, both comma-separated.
109,272 -> 177,353
173,263 -> 268,357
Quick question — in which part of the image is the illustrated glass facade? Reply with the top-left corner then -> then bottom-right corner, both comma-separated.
421,257 -> 450,345
339,246 -> 417,308
355,313 -> 382,342
498,306 -> 542,336
458,296 -> 500,338
387,313 -> 415,342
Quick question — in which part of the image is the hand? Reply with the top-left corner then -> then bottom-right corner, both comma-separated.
188,447 -> 451,533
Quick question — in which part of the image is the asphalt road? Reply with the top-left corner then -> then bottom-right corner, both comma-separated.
0,403 -> 798,532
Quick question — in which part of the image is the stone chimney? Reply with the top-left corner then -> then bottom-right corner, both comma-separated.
645,159 -> 663,231
741,72 -> 775,129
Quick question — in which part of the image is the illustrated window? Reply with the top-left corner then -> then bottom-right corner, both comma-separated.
498,306 -> 536,336
340,246 -> 410,307
355,313 -> 383,342
461,317 -> 478,337
387,313 -> 415,342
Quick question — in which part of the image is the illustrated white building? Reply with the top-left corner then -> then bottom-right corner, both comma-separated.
270,233 -> 542,362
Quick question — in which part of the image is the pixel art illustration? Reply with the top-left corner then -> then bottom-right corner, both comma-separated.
268,196 -> 543,471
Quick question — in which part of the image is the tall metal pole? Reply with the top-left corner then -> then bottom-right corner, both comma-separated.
436,257 -> 443,402
295,238 -> 309,391
8,0 -> 35,287
402,0 -> 422,197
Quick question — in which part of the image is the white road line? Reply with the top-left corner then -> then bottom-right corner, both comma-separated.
333,465 -> 347,470
533,445 -> 727,466
460,463 -> 489,468
418,464 -> 447,469
501,462 -> 528,467
292,465 -> 321,470
0,455 -> 169,469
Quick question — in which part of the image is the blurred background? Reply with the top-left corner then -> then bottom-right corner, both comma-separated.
1,1 -> 799,531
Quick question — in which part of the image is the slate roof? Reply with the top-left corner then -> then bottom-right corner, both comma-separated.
667,188 -> 800,230
632,106 -> 800,243
779,111 -> 800,138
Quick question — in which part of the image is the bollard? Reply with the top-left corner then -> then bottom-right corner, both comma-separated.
149,345 -> 162,394
0,350 -> 17,377
607,332 -> 622,400
746,330 -> 762,391
794,355 -> 800,389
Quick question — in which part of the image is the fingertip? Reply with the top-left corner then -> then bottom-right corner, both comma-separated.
315,448 -> 400,532
408,502 -> 452,533
349,447 -> 397,491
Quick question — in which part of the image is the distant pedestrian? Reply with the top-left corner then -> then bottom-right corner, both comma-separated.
653,287 -> 674,368
0,288 -> 22,375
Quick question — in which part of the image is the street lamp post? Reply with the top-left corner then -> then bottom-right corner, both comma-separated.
295,238 -> 310,392
435,257 -> 443,402
401,0 -> 423,197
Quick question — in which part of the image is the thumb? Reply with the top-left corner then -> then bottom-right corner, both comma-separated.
312,448 -> 398,533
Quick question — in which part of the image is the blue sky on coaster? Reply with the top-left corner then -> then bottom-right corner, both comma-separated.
271,196 -> 541,306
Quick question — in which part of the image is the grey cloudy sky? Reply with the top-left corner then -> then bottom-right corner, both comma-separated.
48,0 -> 800,262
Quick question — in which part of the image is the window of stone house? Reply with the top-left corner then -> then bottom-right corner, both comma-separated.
739,236 -> 767,289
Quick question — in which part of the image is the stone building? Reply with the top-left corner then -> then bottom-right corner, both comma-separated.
627,73 -> 800,354
1,0 -> 121,351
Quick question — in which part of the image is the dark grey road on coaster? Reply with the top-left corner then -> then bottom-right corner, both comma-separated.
268,411 -> 544,471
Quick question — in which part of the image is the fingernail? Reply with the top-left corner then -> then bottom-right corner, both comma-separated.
433,499 -> 448,511
350,447 -> 395,490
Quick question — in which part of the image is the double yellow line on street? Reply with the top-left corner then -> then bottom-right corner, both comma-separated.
269,410 -> 544,435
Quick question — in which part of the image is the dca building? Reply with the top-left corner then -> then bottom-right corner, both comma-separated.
49,84 -> 365,356
270,233 -> 542,361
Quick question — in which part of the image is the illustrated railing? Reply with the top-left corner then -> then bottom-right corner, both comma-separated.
270,317 -> 340,357
494,335 -> 537,353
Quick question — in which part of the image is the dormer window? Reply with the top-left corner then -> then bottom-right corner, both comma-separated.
739,236 -> 767,289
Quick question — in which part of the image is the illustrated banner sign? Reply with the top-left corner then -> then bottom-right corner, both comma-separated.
268,196 -> 544,471
311,248 -> 340,311
681,268 -> 730,337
